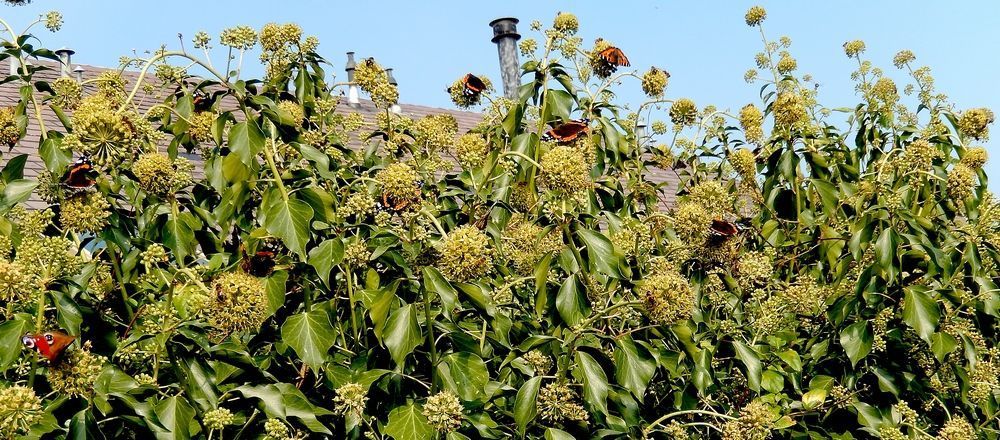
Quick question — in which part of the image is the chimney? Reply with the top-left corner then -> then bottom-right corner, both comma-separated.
386,68 -> 402,114
345,51 -> 360,107
8,58 -> 18,76
54,47 -> 75,77
73,66 -> 85,82
489,17 -> 521,99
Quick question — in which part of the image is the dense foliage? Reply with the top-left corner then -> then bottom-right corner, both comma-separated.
0,7 -> 998,439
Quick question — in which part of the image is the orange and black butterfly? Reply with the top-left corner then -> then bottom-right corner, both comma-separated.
707,219 -> 740,245
597,41 -> 630,67
457,73 -> 487,96
192,93 -> 212,112
542,119 -> 591,143
22,331 -> 76,363
241,243 -> 277,277
381,192 -> 412,212
63,156 -> 96,191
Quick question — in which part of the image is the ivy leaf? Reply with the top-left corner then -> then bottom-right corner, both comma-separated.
544,428 -> 577,440
307,238 -> 343,288
384,304 -> 422,368
233,383 -> 333,434
68,408 -> 106,440
0,316 -> 30,370
840,322 -> 873,366
556,274 -> 589,326
0,178 -> 36,211
576,229 -> 624,279
228,120 -> 265,165
280,310 -> 336,367
384,403 -> 434,440
151,395 -> 198,440
264,196 -> 313,258
514,376 -> 542,435
163,211 -> 201,263
614,337 -> 655,398
903,285 -> 940,343
732,341 -> 762,392
572,351 -> 608,415
437,352 -> 489,401
423,267 -> 459,319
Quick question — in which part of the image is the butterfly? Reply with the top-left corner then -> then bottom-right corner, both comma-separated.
240,244 -> 276,277
707,219 -> 740,245
192,93 -> 212,112
596,39 -> 630,67
454,73 -> 487,96
62,156 -> 96,190
381,192 -> 412,212
22,331 -> 76,363
541,119 -> 590,143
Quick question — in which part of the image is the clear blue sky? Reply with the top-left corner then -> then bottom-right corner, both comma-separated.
3,1 -> 999,184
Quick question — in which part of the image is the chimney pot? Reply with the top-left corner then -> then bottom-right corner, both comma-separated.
73,66 -> 85,81
8,58 -> 19,76
385,68 -> 397,86
54,47 -> 75,77
489,18 -> 521,99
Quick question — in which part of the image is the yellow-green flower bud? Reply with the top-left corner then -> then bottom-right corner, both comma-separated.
552,12 -> 580,34
739,104 -> 764,144
958,107 -> 994,140
641,67 -> 669,98
423,391 -> 463,433
0,385 -> 42,438
203,408 -> 235,430
961,146 -> 988,169
669,98 -> 698,126
437,225 -> 493,282
333,382 -> 368,417
744,6 -> 767,26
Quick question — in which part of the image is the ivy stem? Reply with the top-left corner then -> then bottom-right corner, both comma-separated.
643,409 -> 736,436
344,268 -> 360,342
263,138 -> 290,203
423,281 -> 437,392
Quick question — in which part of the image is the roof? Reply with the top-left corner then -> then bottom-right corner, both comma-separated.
0,58 -> 678,209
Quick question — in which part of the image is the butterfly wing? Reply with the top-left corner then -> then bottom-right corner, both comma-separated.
544,120 -> 590,143
463,74 -> 487,94
708,219 -> 739,245
63,158 -> 96,189
43,331 -> 76,361
599,47 -> 630,67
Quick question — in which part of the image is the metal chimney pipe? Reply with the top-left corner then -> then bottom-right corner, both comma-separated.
385,68 -> 402,113
489,17 -> 521,99
345,51 -> 360,107
8,58 -> 18,76
73,66 -> 85,82
54,47 -> 75,77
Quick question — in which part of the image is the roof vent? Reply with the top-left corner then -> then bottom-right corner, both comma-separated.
386,68 -> 401,114
54,47 -> 75,77
73,66 -> 85,82
345,51 -> 360,107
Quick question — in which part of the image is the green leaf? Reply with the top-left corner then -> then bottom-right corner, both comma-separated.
514,376 -> 542,435
265,270 -> 289,315
556,274 -> 588,326
163,211 -> 200,263
801,389 -> 827,410
1,154 -> 27,182
228,121 -> 265,165
264,196 -> 314,258
0,179 -> 37,211
544,428 -> 576,440
572,351 -> 608,415
761,369 -> 784,393
840,322 -> 873,366
233,383 -> 333,434
903,285 -> 940,343
384,403 -> 435,440
151,395 -> 198,440
68,409 -> 106,440
0,316 -> 31,370
384,304 -> 422,368
930,331 -> 959,362
733,341 -> 762,392
437,352 -> 489,401
875,228 -> 899,282
576,229 -> 624,279
614,337 -> 655,398
307,238 -> 343,287
423,267 -> 459,318
281,310 -> 336,367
